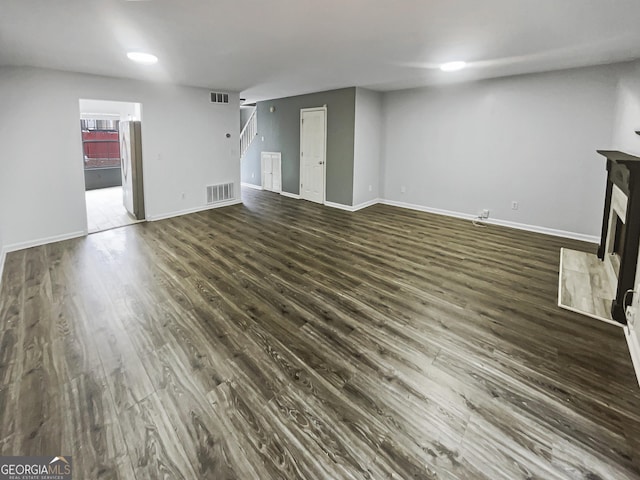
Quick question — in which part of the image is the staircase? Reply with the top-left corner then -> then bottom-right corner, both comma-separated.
240,107 -> 257,158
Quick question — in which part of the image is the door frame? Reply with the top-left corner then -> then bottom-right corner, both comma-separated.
78,99 -> 146,235
299,106 -> 327,204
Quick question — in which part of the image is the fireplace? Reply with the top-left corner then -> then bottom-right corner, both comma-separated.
558,150 -> 640,384
596,150 -> 640,323
613,216 -> 626,260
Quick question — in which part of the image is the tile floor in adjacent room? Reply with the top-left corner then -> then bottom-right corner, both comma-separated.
85,186 -> 140,233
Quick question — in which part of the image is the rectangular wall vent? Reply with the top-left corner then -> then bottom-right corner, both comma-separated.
207,183 -> 234,204
210,92 -> 229,104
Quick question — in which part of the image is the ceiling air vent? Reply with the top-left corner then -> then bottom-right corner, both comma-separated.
207,183 -> 235,204
210,92 -> 229,104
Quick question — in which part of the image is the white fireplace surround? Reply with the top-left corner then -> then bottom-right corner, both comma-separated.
605,184 -> 628,270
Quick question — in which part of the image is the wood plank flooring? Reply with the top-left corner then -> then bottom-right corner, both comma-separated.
1,187 -> 639,479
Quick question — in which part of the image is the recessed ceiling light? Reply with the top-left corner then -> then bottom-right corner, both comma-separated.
127,52 -> 158,65
440,61 -> 467,72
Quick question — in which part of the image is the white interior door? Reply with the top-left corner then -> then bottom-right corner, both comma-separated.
261,152 -> 281,192
262,152 -> 273,191
120,121 -> 134,215
300,108 -> 326,204
272,155 -> 281,192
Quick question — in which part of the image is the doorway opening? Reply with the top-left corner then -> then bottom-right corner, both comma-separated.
79,99 -> 145,233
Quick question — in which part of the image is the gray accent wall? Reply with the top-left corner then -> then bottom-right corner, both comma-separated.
241,87 -> 356,205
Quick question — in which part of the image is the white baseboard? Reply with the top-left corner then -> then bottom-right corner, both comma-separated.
241,182 -> 263,191
324,201 -> 355,211
379,199 -> 599,244
4,230 -> 87,254
324,198 -> 381,212
147,199 -> 242,222
280,191 -> 301,199
0,246 -> 7,288
352,198 -> 381,211
487,218 -> 599,244
624,323 -> 640,387
380,199 -> 476,220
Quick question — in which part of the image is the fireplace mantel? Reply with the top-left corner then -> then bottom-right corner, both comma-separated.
596,150 -> 640,323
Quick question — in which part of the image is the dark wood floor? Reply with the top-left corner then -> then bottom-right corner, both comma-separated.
1,187 -> 639,479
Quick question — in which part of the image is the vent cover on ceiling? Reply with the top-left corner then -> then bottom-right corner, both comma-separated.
210,92 -> 229,104
207,183 -> 234,204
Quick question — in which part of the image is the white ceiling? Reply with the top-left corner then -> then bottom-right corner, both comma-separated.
2,0 -> 640,102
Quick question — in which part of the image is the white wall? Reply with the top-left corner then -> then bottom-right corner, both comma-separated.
381,64 -> 622,239
79,98 -> 141,121
0,66 -> 240,249
0,223 -> 5,285
613,60 -> 640,155
353,88 -> 383,206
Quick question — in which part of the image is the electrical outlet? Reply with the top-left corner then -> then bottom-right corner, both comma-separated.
481,209 -> 490,219
251,172 -> 255,179
400,185 -> 406,194
511,201 -> 519,210
181,192 -> 185,200
368,185 -> 372,192
625,293 -> 636,325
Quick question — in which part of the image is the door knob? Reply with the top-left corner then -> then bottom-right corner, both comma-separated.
319,161 -> 324,165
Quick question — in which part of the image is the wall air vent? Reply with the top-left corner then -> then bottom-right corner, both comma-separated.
210,92 -> 229,104
207,183 -> 235,204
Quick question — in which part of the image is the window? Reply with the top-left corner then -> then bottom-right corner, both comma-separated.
81,119 -> 121,169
